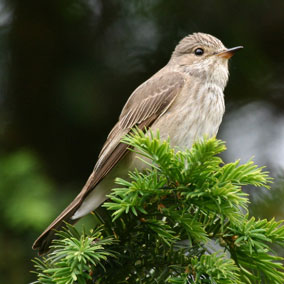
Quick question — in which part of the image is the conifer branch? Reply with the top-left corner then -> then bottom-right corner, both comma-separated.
32,130 -> 284,284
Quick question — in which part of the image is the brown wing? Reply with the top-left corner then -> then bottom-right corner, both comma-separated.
77,70 -> 186,201
32,71 -> 185,254
97,71 -> 185,163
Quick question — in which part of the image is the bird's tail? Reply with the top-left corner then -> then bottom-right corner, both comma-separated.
32,195 -> 82,255
33,153 -> 124,254
32,171 -> 99,255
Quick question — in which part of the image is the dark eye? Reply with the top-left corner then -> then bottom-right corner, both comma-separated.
194,48 -> 204,56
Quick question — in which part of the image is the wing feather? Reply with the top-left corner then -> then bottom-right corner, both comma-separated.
32,71 -> 185,254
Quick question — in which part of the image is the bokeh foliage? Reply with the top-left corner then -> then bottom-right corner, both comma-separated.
0,150 -> 56,283
0,0 -> 283,283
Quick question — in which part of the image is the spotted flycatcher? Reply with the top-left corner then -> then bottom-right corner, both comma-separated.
33,32 -> 243,254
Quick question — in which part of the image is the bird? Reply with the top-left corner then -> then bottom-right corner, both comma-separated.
33,32 -> 243,254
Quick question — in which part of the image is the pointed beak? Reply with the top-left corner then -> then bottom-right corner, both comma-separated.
217,46 -> 243,59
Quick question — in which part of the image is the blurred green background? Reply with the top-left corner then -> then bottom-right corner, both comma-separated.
0,0 -> 283,283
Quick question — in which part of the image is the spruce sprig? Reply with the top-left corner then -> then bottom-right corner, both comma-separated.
33,130 -> 284,284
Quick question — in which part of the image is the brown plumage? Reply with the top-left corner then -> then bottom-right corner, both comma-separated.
33,33 -> 242,254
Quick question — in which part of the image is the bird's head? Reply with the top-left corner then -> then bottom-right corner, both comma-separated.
170,32 -> 243,89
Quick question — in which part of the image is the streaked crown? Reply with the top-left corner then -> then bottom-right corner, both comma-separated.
173,33 -> 226,56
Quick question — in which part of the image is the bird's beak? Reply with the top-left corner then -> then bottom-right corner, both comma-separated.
217,46 -> 243,59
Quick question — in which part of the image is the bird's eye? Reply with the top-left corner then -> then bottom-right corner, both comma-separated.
194,48 -> 204,56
